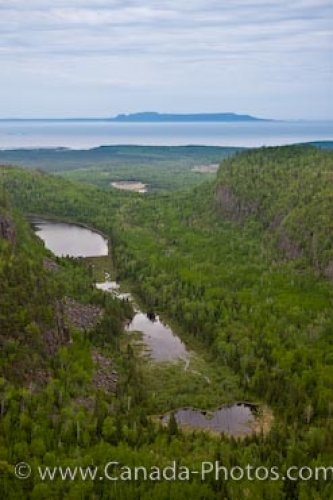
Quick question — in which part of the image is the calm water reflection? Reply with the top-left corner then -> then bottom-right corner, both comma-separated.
162,403 -> 256,436
32,219 -> 108,257
126,312 -> 189,362
96,276 -> 189,362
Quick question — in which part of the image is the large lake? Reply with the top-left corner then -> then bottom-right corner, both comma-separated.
0,119 -> 332,149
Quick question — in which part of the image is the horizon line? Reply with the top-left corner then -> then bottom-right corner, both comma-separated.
0,115 -> 332,122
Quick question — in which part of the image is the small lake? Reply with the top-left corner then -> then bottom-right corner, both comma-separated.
96,277 -> 189,362
126,312 -> 189,362
31,219 -> 108,257
161,403 -> 256,436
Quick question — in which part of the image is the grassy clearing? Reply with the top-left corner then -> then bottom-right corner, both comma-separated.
137,350 -> 241,414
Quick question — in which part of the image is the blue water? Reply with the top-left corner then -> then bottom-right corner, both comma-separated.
0,119 -> 332,149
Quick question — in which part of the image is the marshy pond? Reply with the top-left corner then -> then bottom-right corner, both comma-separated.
161,403 -> 260,436
96,277 -> 189,363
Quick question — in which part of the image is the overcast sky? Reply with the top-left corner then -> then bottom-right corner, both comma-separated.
0,0 -> 332,119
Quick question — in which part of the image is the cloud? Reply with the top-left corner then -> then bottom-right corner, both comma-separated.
0,0 -> 331,118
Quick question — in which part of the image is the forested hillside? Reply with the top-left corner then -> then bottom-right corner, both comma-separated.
216,146 -> 333,276
0,145 -> 333,498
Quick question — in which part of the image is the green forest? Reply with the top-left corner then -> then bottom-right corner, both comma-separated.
0,144 -> 333,499
0,145 -> 240,193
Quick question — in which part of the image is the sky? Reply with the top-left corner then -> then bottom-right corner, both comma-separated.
0,0 -> 332,119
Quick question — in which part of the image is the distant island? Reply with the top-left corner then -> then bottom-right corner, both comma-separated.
109,112 -> 271,122
0,112 -> 273,123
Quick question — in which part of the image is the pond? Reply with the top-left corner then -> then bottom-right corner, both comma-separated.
126,312 -> 189,362
31,218 -> 108,257
96,276 -> 189,363
161,403 -> 258,436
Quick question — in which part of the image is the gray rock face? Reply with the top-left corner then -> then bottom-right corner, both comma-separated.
215,185 -> 259,221
277,230 -> 302,260
92,350 -> 118,394
324,261 -> 333,281
0,214 -> 16,244
62,297 -> 103,331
